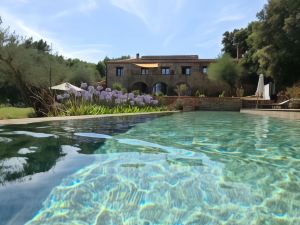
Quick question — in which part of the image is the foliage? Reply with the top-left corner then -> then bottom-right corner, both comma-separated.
132,90 -> 140,96
222,28 -> 249,59
222,0 -> 300,89
253,0 -> 300,87
56,103 -> 164,116
154,91 -> 164,97
236,87 -> 245,97
195,90 -> 206,97
174,84 -> 189,96
112,82 -> 123,91
96,61 -> 106,77
175,99 -> 183,110
207,54 -> 243,91
286,86 -> 300,98
218,91 -> 225,98
0,107 -> 35,119
0,17 -> 100,110
52,85 -> 164,116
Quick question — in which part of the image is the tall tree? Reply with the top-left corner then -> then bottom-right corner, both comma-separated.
253,0 -> 300,87
222,28 -> 249,59
207,54 -> 243,94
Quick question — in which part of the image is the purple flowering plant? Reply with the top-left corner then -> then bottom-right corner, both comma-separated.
56,83 -> 160,108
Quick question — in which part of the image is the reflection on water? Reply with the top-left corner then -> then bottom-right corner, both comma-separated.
25,112 -> 300,225
0,114 -> 163,225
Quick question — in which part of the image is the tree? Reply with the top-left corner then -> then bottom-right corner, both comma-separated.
207,54 -> 243,94
252,0 -> 300,87
96,61 -> 106,77
0,17 -> 100,112
222,28 -> 249,59
22,38 -> 51,53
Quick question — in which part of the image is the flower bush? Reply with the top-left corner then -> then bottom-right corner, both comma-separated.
53,83 -> 164,116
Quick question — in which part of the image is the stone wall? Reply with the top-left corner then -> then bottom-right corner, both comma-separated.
158,97 -> 242,111
106,61 -> 212,95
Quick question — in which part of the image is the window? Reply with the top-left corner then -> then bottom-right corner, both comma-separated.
161,67 -> 170,75
141,68 -> 149,75
182,66 -> 191,75
116,67 -> 124,77
202,66 -> 208,74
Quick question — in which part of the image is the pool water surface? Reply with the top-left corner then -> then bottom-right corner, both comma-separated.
1,112 -> 300,224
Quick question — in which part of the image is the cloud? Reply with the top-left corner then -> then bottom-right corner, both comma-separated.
163,33 -> 176,48
52,0 -> 99,19
109,0 -> 186,32
214,3 -> 245,24
215,15 -> 245,23
0,8 -> 107,63
78,0 -> 98,13
110,0 -> 149,26
52,9 -> 71,19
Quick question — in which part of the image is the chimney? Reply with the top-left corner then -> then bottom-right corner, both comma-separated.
136,53 -> 140,59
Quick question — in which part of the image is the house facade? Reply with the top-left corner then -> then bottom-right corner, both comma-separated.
106,54 -> 215,95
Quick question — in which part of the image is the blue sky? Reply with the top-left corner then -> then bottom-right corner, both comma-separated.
0,0 -> 267,63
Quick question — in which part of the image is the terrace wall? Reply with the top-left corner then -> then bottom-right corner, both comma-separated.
158,97 -> 242,111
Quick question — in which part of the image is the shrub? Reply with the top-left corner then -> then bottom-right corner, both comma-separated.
195,90 -> 206,97
219,91 -> 225,97
154,91 -> 164,96
207,54 -> 242,93
175,99 -> 183,110
132,90 -> 140,96
174,84 -> 189,96
52,84 -> 165,116
286,86 -> 300,98
112,82 -> 123,91
236,86 -> 244,97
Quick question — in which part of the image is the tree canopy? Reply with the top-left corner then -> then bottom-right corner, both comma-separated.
222,0 -> 300,89
0,18 -> 101,105
207,54 -> 243,92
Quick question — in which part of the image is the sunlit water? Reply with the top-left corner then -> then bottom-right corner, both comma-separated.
1,112 -> 300,224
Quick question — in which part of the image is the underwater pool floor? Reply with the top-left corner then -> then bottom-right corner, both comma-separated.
1,112 -> 300,224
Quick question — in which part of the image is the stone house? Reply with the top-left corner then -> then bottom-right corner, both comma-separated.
106,54 -> 215,95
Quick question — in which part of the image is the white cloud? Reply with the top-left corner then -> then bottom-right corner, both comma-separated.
110,0 -> 149,26
109,0 -> 186,32
0,8 -> 107,63
163,33 -> 176,48
52,0 -> 99,19
78,0 -> 98,13
52,9 -> 71,19
214,3 -> 245,24
215,15 -> 245,23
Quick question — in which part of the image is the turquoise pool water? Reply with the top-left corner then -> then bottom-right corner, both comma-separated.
1,112 -> 300,224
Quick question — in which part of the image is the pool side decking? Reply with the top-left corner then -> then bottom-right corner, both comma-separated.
0,111 -> 177,125
241,109 -> 300,120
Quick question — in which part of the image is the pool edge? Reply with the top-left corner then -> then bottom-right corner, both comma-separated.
240,109 -> 300,120
0,111 -> 179,125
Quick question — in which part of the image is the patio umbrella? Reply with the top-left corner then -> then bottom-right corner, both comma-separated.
51,82 -> 84,92
255,74 -> 264,98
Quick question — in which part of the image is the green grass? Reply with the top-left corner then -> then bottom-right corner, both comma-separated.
0,107 -> 35,119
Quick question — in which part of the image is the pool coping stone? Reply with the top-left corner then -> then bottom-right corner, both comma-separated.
0,111 -> 178,125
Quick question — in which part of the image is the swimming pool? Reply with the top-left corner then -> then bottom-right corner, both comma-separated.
1,112 -> 300,224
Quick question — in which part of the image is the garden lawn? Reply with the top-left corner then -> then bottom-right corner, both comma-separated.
0,107 -> 35,119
